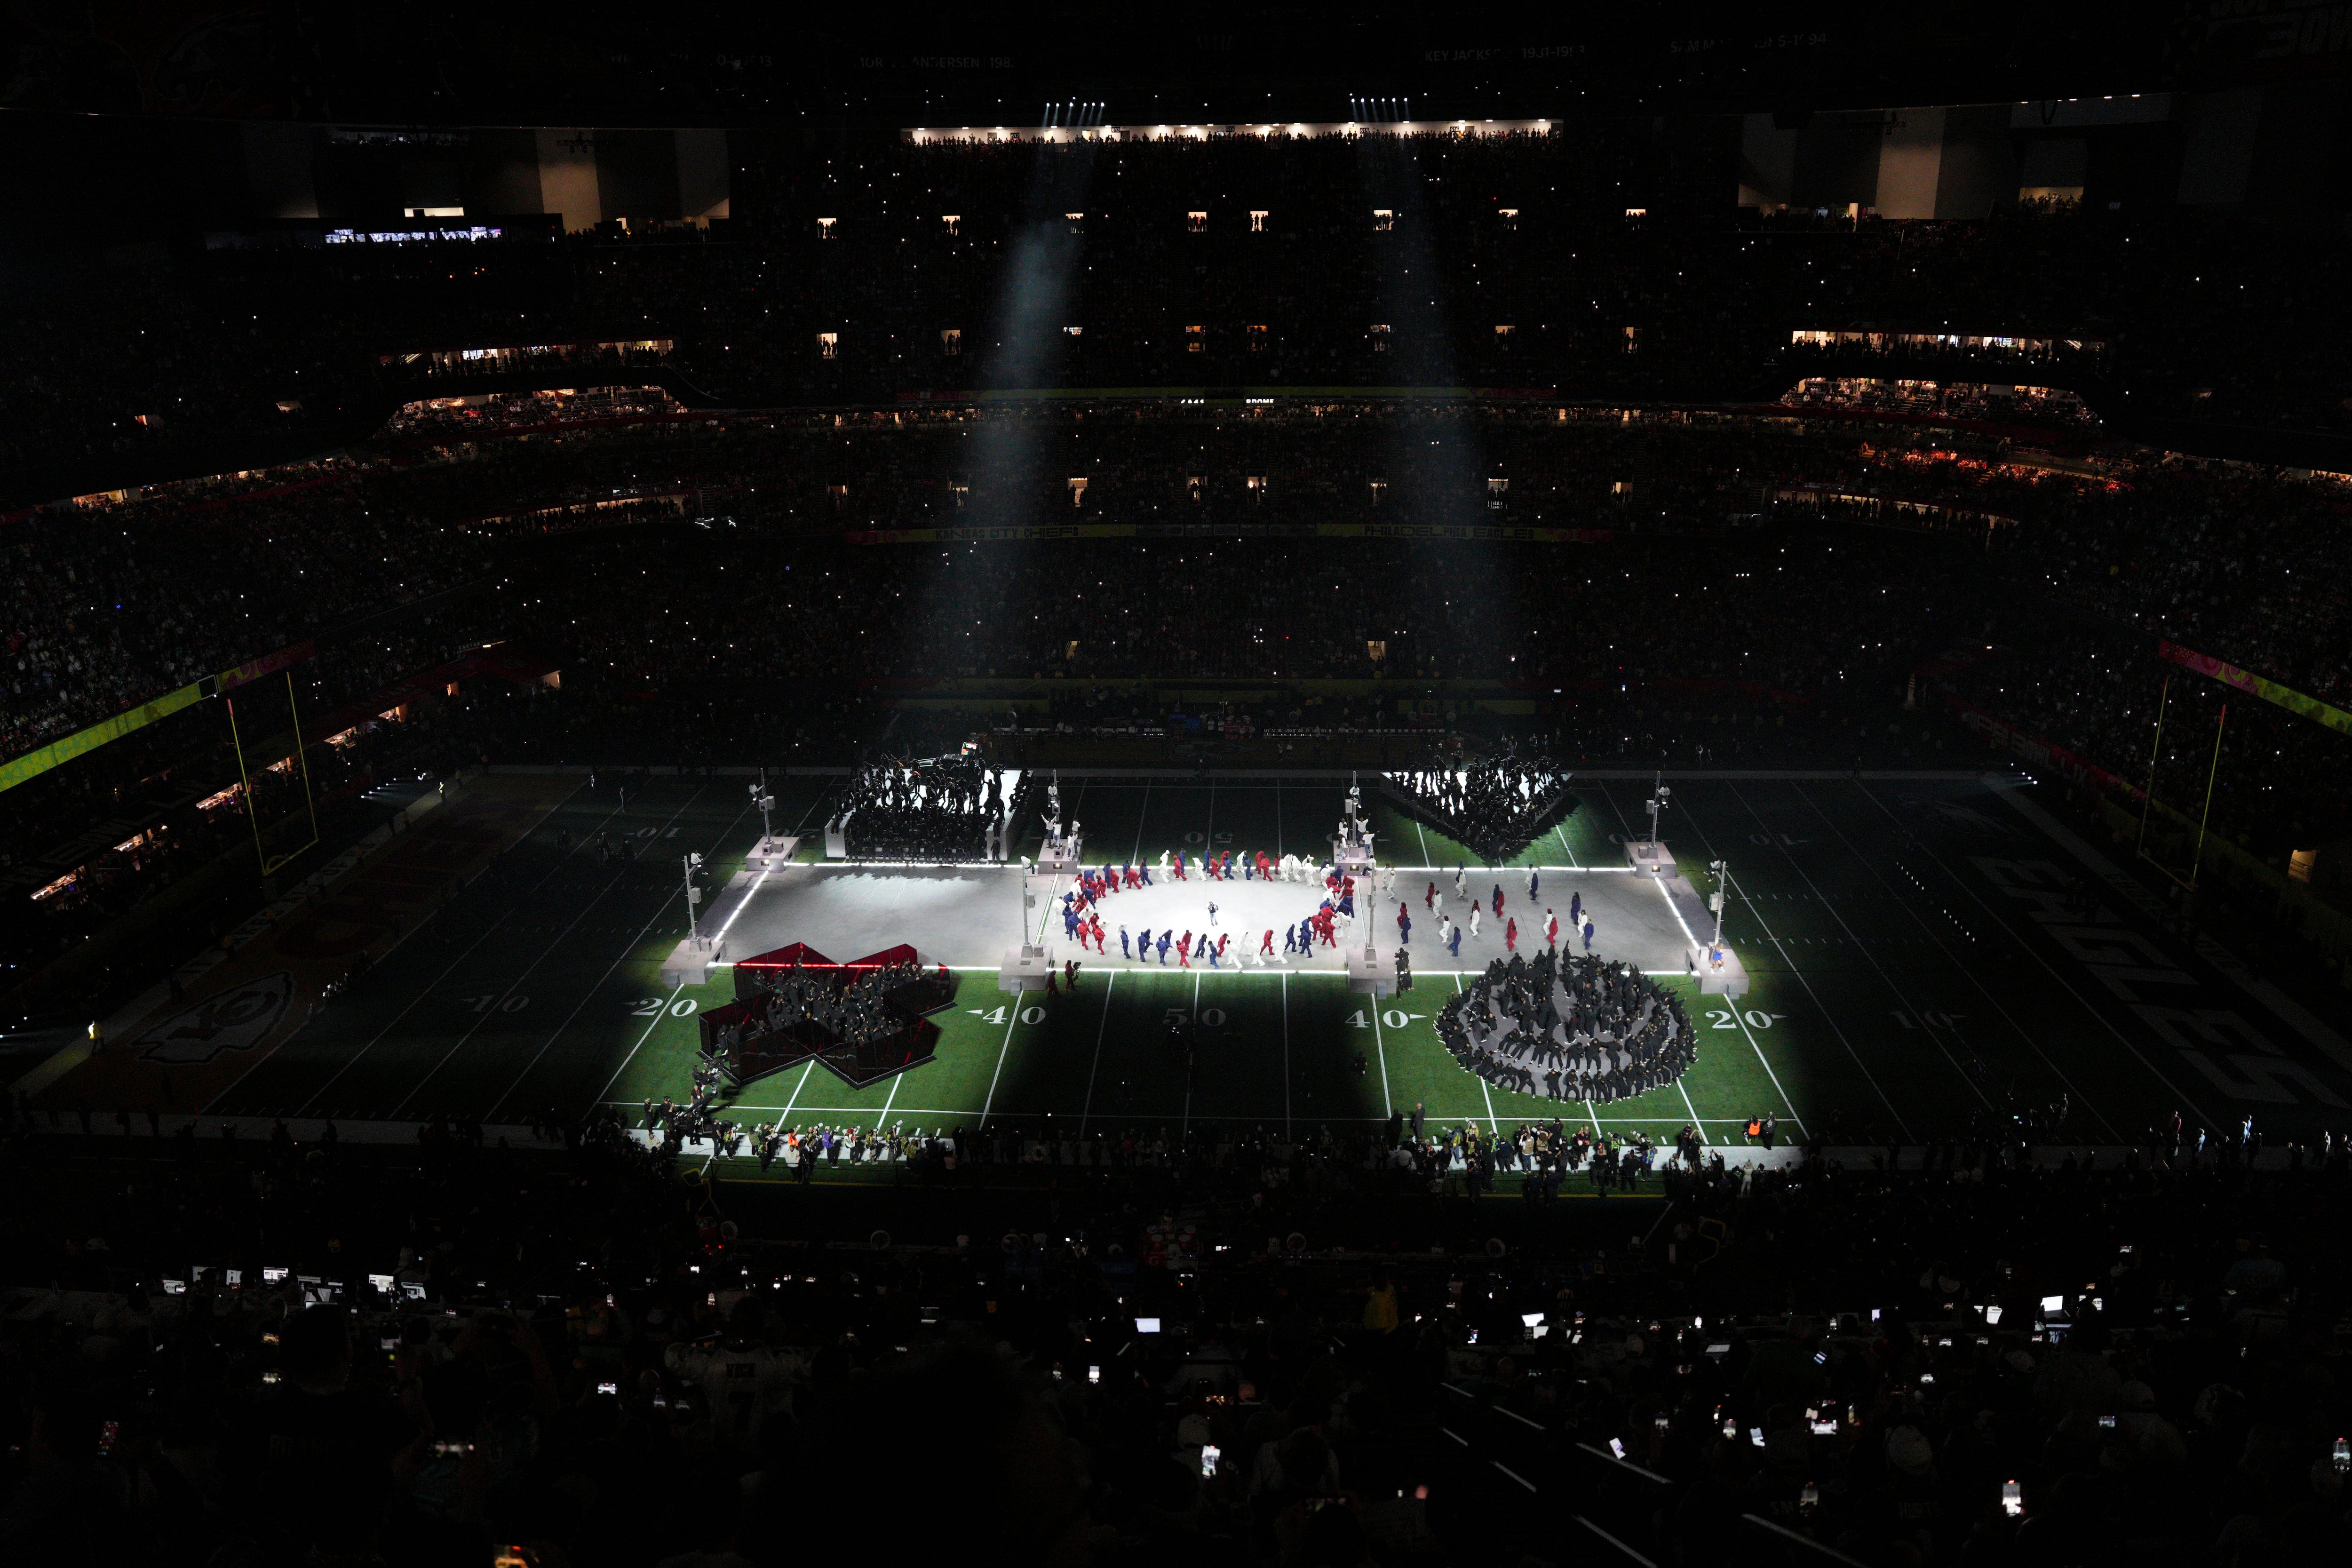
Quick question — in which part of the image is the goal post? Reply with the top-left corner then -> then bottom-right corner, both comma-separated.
224,669 -> 323,877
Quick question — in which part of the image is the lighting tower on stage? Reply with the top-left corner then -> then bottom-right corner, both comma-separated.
1624,773 -> 1676,876
751,776 -> 775,843
1688,855 -> 1749,996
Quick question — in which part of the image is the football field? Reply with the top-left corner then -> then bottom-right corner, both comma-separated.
172,768 -> 2352,1171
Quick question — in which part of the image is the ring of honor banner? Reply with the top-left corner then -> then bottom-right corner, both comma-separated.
2157,641 -> 2352,738
0,640 -> 314,793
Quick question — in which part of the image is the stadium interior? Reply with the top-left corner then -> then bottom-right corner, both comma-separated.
3,6 -> 2352,1567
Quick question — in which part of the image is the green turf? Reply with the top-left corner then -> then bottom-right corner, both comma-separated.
211,773 -> 2352,1172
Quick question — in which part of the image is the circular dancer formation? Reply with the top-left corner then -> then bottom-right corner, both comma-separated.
1437,948 -> 1693,1103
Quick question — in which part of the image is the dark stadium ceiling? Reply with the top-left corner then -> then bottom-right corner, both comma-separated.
1,1 -> 2341,127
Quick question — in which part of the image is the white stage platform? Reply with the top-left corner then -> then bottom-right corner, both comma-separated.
1625,838 -> 1677,877
698,859 -> 1691,979
745,835 -> 800,872
1687,942 -> 1751,998
660,933 -> 723,989
1000,944 -> 1054,993
1344,941 -> 1402,998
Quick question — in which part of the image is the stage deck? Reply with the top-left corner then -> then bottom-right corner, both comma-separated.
707,857 -> 1684,975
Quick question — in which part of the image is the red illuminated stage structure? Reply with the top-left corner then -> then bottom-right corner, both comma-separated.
695,942 -> 958,1090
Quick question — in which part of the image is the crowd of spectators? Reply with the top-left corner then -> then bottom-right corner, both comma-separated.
10,127 -> 2352,511
380,386 -> 690,440
5,374 -> 2343,799
5,1086 -> 2351,1567
1780,377 -> 2095,427
11,396 -> 2352,1002
1940,626 -> 2350,866
0,479 -> 493,763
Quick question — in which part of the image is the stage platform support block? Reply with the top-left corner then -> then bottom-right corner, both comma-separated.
661,934 -> 723,990
1687,943 -> 1750,999
1345,941 -> 1400,998
1034,831 -> 1083,876
823,821 -> 847,859
747,835 -> 800,872
1000,944 -> 1054,994
1626,838 -> 1677,877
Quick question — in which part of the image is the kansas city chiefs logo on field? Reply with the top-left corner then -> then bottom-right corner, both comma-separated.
135,973 -> 294,1065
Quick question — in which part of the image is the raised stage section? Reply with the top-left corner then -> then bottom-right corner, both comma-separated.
697,940 -> 956,1090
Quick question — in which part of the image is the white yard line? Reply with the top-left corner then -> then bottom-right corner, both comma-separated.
1798,780 -> 2124,1139
1077,971 -> 1118,1132
1279,971 -> 1294,1138
976,996 -> 1025,1128
1637,874 -> 1736,1144
870,1068 -> 904,1131
1659,795 -> 1830,1139
771,1062 -> 816,1129
1449,975 -> 1502,1136
1180,969 -> 1201,1142
490,790 -> 756,1121
267,788 -> 621,1116
1368,992 -> 1394,1116
396,862 -> 632,1119
1672,1066 -> 1712,1143
709,855 -> 780,948
588,979 -> 684,1110
1714,784 -> 1938,1137
1729,781 -> 1994,1119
